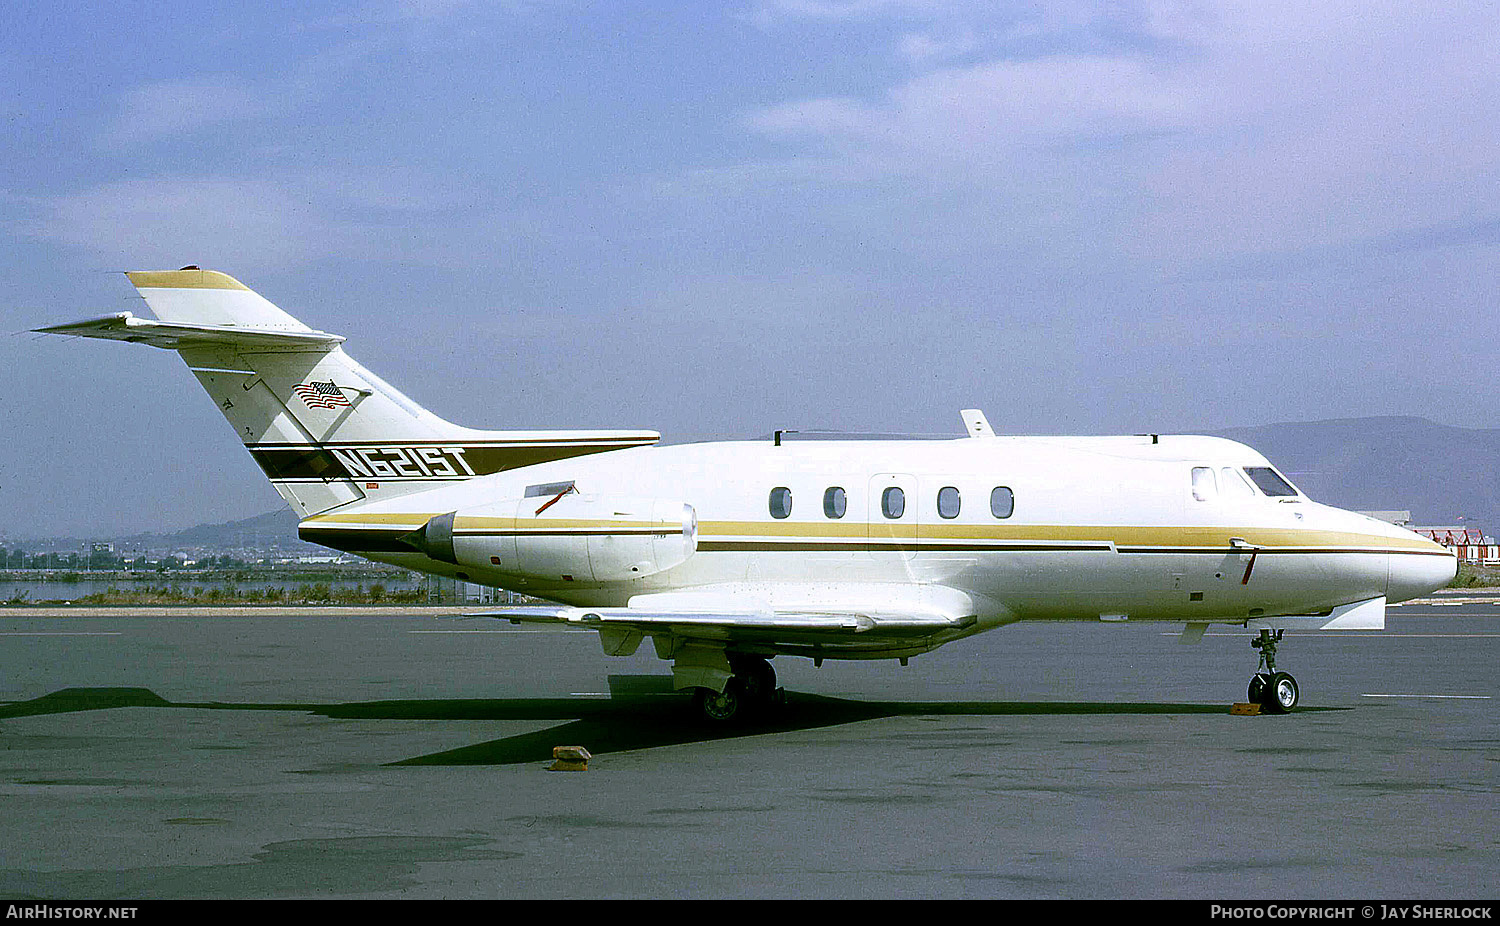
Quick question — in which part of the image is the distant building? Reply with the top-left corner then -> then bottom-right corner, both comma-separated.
423,575 -> 532,605
1410,526 -> 1498,565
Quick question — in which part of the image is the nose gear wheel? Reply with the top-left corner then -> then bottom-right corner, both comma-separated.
1248,630 -> 1299,714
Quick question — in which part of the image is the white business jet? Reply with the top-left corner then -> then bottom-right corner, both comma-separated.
38,269 -> 1456,721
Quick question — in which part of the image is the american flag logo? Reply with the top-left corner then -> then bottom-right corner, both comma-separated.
292,381 -> 351,409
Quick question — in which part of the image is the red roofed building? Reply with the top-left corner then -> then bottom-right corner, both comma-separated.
1411,526 -> 1498,564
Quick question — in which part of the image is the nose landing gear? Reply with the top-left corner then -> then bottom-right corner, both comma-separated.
1248,629 -> 1300,713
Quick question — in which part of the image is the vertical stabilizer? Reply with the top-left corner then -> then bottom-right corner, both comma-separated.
37,269 -> 660,517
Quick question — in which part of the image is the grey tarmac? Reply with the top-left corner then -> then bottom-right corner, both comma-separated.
0,595 -> 1495,899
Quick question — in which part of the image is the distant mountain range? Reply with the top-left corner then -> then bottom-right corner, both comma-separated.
13,416 -> 1497,549
110,508 -> 309,551
7,508 -> 311,553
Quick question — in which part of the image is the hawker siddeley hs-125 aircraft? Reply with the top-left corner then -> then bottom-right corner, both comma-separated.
39,268 -> 1457,721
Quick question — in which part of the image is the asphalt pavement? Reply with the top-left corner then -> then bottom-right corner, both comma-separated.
0,596 -> 1495,899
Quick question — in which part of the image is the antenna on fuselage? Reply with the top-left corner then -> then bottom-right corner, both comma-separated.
961,409 -> 996,438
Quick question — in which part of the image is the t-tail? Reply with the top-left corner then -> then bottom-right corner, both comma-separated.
36,268 -> 659,517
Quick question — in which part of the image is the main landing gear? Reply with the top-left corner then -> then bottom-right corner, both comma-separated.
1247,629 -> 1300,714
692,654 -> 784,723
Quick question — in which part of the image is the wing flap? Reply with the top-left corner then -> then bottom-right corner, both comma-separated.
490,605 -> 877,633
479,584 -> 981,638
34,312 -> 344,351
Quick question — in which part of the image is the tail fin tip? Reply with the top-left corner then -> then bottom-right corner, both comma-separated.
124,267 -> 309,332
125,268 -> 250,291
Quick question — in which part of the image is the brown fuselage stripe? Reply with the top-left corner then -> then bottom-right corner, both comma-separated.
298,526 -> 1446,558
247,438 -> 655,447
251,441 -> 647,481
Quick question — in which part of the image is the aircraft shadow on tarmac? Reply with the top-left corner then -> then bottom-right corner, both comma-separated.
0,679 -> 1337,767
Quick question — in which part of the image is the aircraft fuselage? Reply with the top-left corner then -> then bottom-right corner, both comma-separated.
300,433 -> 1453,644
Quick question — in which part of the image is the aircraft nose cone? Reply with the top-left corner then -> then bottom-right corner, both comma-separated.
1387,550 -> 1458,603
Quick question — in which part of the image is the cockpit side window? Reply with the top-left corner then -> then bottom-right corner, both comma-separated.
1220,467 -> 1255,500
1243,467 -> 1298,497
1191,466 -> 1216,502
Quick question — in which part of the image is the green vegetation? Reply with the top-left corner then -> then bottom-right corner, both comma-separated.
0,561 -> 431,606
1450,565 -> 1500,588
68,583 -> 428,606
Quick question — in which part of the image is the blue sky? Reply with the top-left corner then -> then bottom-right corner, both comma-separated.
4,1 -> 1499,535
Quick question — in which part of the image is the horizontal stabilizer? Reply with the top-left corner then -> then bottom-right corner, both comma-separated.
39,267 -> 661,519
34,312 -> 344,351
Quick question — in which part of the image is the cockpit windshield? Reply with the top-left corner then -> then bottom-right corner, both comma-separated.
1243,466 -> 1298,497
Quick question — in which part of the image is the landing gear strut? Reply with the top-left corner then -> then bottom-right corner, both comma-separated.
692,654 -> 783,723
1248,629 -> 1299,714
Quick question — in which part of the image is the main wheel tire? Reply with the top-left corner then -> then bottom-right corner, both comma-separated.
1263,672 -> 1299,714
727,655 -> 779,711
737,658 -> 777,705
694,682 -> 743,723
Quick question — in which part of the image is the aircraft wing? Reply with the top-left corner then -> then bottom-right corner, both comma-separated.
474,584 -> 982,639
490,606 -> 954,633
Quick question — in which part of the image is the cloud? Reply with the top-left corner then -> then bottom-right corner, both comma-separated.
37,179 -> 332,270
743,3 -> 1212,163
391,0 -> 569,21
28,169 -> 534,274
898,28 -> 979,64
100,76 -> 305,147
750,0 -> 922,22
741,1 -> 1500,273
750,55 -> 1195,167
1135,3 -> 1500,266
749,0 -> 987,25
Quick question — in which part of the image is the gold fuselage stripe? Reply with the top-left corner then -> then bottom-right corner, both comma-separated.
299,512 -> 1446,555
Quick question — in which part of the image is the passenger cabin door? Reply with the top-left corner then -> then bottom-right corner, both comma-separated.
867,473 -> 918,561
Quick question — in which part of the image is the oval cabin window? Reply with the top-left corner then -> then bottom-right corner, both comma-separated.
990,486 -> 1014,519
769,486 -> 792,519
823,487 -> 847,519
882,487 -> 905,519
937,486 -> 961,519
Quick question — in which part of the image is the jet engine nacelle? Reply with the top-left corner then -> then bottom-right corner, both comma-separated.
408,493 -> 697,583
